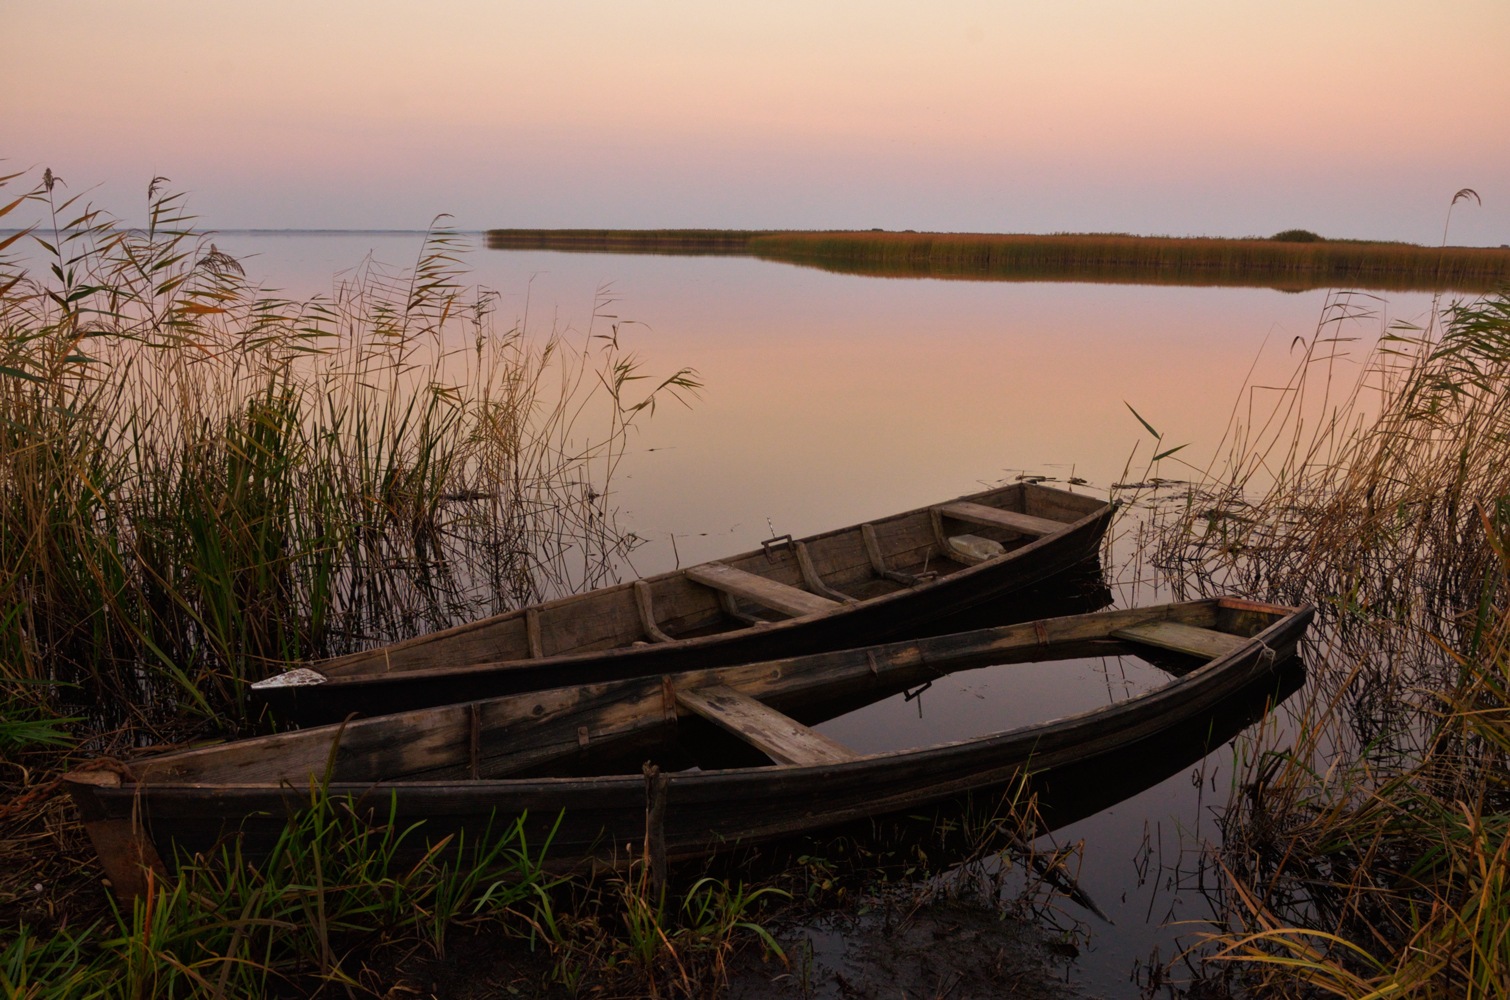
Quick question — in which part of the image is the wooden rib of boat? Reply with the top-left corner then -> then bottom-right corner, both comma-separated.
67,597 -> 1313,901
252,482 -> 1114,726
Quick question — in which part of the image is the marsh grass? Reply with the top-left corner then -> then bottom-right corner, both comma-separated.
748,232 -> 1510,292
484,227 -> 1510,292
521,865 -> 788,998
2,779 -> 795,999
107,794 -> 555,997
1155,288 -> 1510,731
487,228 -> 755,256
0,168 -> 699,731
2,777 -> 791,999
1146,285 -> 1510,995
2,780 -> 557,998
1201,534 -> 1510,997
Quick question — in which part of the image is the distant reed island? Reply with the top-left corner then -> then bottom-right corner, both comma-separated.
485,228 -> 1510,292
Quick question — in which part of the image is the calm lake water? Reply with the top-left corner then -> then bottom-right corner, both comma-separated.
216,230 -> 1445,995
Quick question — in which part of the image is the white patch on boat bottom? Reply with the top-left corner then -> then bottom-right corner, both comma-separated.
250,668 -> 328,689
947,533 -> 1006,562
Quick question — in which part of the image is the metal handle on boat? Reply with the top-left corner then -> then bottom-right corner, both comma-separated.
761,534 -> 794,559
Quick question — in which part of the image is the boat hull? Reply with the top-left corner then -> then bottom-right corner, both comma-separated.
255,483 -> 1115,726
69,599 -> 1312,897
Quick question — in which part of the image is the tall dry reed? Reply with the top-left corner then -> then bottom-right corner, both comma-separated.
1147,284 -> 1510,995
0,168 -> 699,732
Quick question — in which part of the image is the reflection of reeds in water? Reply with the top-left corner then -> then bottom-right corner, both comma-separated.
0,171 -> 699,730
769,254 -> 1508,294
1148,286 -> 1510,994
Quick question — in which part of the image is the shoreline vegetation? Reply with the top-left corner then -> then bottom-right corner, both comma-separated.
1141,286 -> 1510,996
485,228 -> 1510,293
5,159 -> 1508,997
0,171 -> 702,732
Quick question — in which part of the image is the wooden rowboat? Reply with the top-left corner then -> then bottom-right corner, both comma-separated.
252,482 -> 1114,725
68,597 -> 1312,900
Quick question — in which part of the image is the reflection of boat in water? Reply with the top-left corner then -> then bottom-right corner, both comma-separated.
251,482 -> 1115,726
68,598 -> 1312,900
1032,649 -> 1305,832
862,650 -> 1307,858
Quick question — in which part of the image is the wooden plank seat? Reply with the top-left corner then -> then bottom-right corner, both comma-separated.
935,501 -> 1064,538
685,562 -> 840,618
675,684 -> 857,766
1112,621 -> 1247,660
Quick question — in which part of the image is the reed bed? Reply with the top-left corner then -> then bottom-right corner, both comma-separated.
487,228 -> 755,255
0,168 -> 699,732
1146,286 -> 1510,995
483,228 -> 1510,292
748,232 -> 1510,292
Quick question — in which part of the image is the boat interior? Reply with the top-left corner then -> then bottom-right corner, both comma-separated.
306,483 -> 1107,679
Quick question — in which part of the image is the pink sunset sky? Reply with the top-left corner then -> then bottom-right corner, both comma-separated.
7,0 -> 1508,244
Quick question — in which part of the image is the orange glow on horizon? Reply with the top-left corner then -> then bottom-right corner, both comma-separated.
7,2 -> 1507,241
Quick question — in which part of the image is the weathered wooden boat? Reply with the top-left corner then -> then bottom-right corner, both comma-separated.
252,482 -> 1114,725
68,597 -> 1312,900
